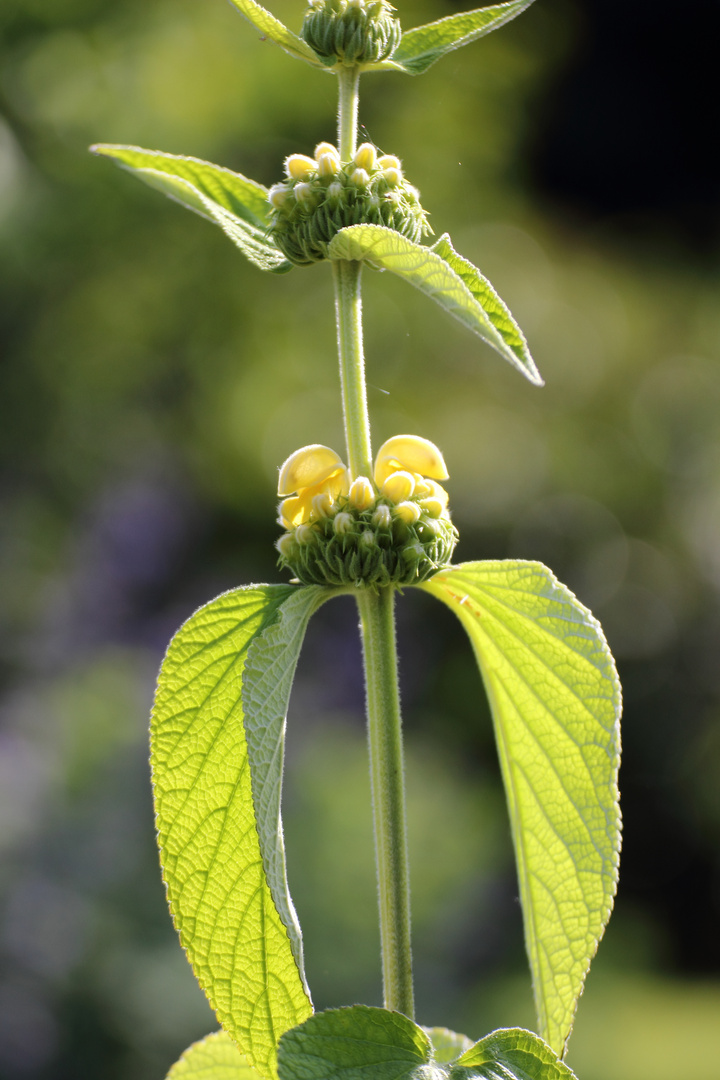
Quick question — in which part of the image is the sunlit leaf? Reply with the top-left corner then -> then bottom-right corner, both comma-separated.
424,1028 -> 473,1064
167,1031 -> 262,1079
328,225 -> 542,384
277,1007 -> 577,1080
420,562 -> 622,1055
227,0 -> 326,68
379,1 -> 537,75
152,585 -> 329,1078
92,144 -> 292,273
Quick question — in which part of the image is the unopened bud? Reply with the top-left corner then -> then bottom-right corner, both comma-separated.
354,143 -> 377,172
275,532 -> 298,559
294,182 -> 314,205
295,523 -> 316,545
350,168 -> 370,188
395,500 -> 421,525
360,528 -> 375,548
382,167 -> 403,187
372,504 -> 392,529
382,470 -> 415,502
326,181 -> 344,204
268,183 -> 290,209
348,476 -> 375,511
418,496 -> 445,519
318,151 -> 341,177
312,492 -> 334,518
314,141 -> 338,160
334,512 -> 354,535
285,154 -> 317,180
377,155 -> 401,172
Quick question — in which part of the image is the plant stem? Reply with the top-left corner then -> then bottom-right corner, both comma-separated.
337,65 -> 360,160
357,587 -> 415,1018
333,58 -> 414,1020
332,259 -> 372,480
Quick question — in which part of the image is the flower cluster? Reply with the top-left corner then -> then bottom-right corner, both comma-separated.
267,141 -> 431,265
301,0 -> 402,67
276,435 -> 458,587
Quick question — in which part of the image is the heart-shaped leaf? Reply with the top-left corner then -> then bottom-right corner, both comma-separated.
420,562 -> 621,1055
92,144 -> 292,273
277,1007 -> 577,1080
328,225 -> 542,384
152,585 -> 330,1078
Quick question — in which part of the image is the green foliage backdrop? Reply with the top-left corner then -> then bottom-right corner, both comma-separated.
0,1 -> 719,1079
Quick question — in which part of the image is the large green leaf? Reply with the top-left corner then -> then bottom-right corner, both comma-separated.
420,562 -> 621,1055
369,1 -> 537,75
167,1031 -> 262,1079
151,584 -> 329,1078
226,0 -> 326,68
277,1006 -> 577,1080
92,144 -> 292,273
328,225 -> 542,385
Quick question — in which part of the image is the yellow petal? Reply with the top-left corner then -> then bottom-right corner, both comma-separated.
374,435 -> 449,487
278,494 -> 312,528
394,500 -> 421,525
278,444 -> 347,496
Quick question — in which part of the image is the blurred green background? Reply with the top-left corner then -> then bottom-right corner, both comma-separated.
1,0 -> 719,1077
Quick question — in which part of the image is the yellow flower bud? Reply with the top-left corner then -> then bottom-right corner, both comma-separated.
295,523 -> 316,545
350,168 -> 370,187
354,143 -> 377,172
377,155 -> 401,172
268,183 -> 289,209
312,492 -> 334,518
395,501 -> 421,525
285,154 -> 317,180
275,532 -> 297,558
348,476 -> 375,511
418,497 -> 445,519
381,470 -> 415,502
334,511 -> 354,535
317,151 -> 341,177
294,182 -> 314,205
314,141 -> 338,160
382,167 -> 403,187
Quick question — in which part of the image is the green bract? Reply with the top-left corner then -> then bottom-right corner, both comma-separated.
301,0 -> 402,66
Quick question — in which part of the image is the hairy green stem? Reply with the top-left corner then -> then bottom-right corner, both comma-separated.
357,587 -> 415,1018
334,59 -> 414,1018
337,65 -> 360,160
332,259 -> 372,480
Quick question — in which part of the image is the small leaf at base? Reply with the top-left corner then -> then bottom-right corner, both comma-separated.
167,1031 -> 262,1079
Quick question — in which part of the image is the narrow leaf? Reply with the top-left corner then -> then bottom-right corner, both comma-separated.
328,225 -> 542,384
226,0 -> 326,68
420,562 -> 622,1055
92,144 -> 292,273
389,1 -> 537,75
277,1008 -> 577,1080
454,1028 -> 578,1080
167,1031 -> 262,1079
151,585 -> 328,1078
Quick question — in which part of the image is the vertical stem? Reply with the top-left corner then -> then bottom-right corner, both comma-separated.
337,65 -> 360,161
332,259 -> 373,480
357,587 -> 415,1018
333,59 -> 414,1019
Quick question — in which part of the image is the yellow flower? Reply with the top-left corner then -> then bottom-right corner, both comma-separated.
373,434 -> 449,491
278,444 -> 349,529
